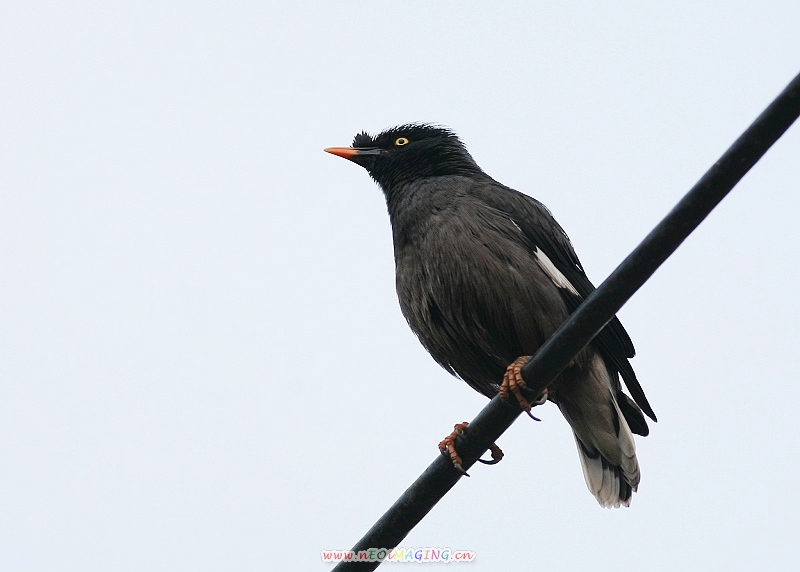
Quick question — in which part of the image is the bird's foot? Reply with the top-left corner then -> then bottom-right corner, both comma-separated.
438,422 -> 504,477
499,355 -> 547,421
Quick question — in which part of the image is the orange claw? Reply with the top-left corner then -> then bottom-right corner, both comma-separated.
478,442 -> 504,465
438,421 -> 505,476
500,355 -> 547,421
438,422 -> 471,476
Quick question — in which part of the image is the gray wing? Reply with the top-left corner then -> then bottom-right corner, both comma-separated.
477,182 -> 657,424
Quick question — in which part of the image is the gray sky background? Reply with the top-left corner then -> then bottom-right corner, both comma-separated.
2,2 -> 799,570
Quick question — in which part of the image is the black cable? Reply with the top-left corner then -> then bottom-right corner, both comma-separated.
331,70 -> 800,571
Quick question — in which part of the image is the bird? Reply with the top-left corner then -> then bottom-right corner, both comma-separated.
324,124 -> 656,508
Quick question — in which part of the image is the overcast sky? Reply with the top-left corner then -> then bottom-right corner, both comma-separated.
2,2 -> 799,570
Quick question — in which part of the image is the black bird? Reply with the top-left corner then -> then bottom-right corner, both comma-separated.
325,124 -> 656,508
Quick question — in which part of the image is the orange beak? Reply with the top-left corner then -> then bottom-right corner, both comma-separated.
324,146 -> 382,161
324,146 -> 361,160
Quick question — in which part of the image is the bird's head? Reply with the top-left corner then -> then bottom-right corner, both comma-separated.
325,124 -> 482,189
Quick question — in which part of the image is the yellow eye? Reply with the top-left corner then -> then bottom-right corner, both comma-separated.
394,137 -> 409,146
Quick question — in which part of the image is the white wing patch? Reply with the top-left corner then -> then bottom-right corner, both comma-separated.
533,247 -> 580,295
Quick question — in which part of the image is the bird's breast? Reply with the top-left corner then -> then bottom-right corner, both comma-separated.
391,202 -> 571,387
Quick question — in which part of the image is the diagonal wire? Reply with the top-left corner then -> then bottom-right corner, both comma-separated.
331,70 -> 800,571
